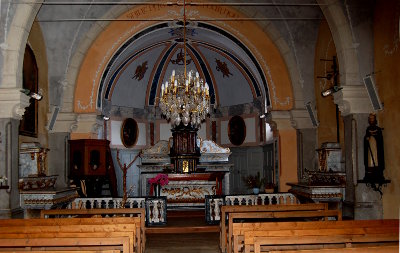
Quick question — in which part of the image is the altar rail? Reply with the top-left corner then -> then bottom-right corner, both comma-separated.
205,193 -> 298,224
65,193 -> 297,226
67,197 -> 166,226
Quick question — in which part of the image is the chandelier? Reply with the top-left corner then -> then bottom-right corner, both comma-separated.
159,0 -> 210,128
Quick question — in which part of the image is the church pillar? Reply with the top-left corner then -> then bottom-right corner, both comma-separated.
291,108 -> 318,182
0,88 -> 30,218
46,111 -> 76,188
334,85 -> 383,219
351,113 -> 383,219
271,111 -> 298,192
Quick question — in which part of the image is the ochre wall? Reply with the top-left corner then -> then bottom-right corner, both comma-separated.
374,0 -> 400,218
314,20 -> 344,149
279,129 -> 298,192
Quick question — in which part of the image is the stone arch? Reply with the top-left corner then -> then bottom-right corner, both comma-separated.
1,2 -> 40,89
317,0 -> 361,86
70,4 -> 294,116
0,2 -> 41,119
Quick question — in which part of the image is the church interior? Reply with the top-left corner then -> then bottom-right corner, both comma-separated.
0,0 -> 399,252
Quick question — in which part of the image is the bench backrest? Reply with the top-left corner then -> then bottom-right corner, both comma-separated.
221,203 -> 333,253
39,208 -> 145,253
0,216 -> 143,253
242,219 -> 399,253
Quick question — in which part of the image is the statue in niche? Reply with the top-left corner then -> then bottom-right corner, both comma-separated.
363,113 -> 385,181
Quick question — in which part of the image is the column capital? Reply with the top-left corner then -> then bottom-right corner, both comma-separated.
0,88 -> 30,119
71,113 -> 101,135
270,111 -> 295,130
333,85 -> 373,116
46,110 -> 77,133
290,109 -> 316,129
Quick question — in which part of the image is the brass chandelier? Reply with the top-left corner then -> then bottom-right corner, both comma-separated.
159,0 -> 210,128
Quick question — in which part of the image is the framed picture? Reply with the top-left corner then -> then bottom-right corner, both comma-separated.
228,115 -> 246,146
120,118 -> 139,148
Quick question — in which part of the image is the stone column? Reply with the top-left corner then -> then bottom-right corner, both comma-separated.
0,88 -> 30,218
335,85 -> 382,219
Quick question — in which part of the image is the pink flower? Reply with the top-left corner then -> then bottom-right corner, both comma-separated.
148,173 -> 169,186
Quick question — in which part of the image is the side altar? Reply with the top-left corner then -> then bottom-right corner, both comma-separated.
138,139 -> 232,208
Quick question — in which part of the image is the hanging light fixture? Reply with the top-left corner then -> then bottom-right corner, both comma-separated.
159,0 -> 210,128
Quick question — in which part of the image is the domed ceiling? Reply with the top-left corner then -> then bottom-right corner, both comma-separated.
98,20 -> 268,110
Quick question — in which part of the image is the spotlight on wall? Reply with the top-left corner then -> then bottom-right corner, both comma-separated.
103,115 -> 110,121
321,86 -> 342,97
20,88 -> 43,101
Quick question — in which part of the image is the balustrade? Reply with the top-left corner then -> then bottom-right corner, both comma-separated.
66,193 -> 297,226
206,193 -> 298,224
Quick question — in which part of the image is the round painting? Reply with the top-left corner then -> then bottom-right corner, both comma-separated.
121,118 -> 139,148
228,115 -> 246,146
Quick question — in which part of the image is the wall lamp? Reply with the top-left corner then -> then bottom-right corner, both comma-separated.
20,88 -> 43,101
321,86 -> 342,97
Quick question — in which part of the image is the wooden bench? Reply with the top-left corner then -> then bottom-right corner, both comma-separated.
220,203 -> 337,253
0,251 -> 120,253
0,216 -> 142,253
40,208 -> 145,253
242,219 -> 399,253
0,237 -> 130,252
229,209 -> 342,253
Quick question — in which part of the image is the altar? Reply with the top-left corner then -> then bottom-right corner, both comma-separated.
138,139 -> 232,208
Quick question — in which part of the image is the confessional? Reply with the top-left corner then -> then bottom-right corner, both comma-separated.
69,139 -> 117,197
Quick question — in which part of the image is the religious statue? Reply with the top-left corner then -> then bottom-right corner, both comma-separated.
363,113 -> 385,181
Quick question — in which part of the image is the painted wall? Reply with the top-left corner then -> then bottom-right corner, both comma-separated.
374,0 -> 400,218
278,129 -> 298,192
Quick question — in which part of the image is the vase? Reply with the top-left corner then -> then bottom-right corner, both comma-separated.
154,184 -> 161,197
252,187 -> 260,194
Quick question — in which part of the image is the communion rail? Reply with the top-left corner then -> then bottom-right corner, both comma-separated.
65,193 -> 297,226
206,192 -> 298,224
67,197 -> 166,226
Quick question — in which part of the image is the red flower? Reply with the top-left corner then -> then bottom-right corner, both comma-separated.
148,173 -> 169,186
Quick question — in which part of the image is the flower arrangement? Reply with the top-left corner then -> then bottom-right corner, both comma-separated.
0,176 -> 7,185
148,173 -> 169,186
243,172 -> 265,189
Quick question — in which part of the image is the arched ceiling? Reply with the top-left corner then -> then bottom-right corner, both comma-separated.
99,20 -> 267,111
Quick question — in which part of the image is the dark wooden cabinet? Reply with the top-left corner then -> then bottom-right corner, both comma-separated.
170,125 -> 200,173
69,139 -> 109,177
69,139 -> 117,197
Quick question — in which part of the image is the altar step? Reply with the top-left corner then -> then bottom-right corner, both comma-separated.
146,210 -> 219,234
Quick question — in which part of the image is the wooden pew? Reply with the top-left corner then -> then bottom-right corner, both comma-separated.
0,251 -> 120,253
220,203 -> 337,253
0,237 -> 130,253
229,209 -> 342,253
242,219 -> 399,253
40,208 -> 145,253
0,217 -> 141,253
